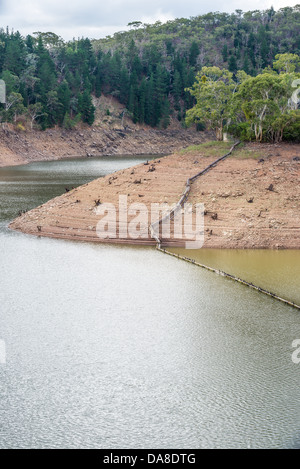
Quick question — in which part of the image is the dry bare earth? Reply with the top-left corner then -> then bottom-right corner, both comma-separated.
10,142 -> 300,249
0,126 -> 212,167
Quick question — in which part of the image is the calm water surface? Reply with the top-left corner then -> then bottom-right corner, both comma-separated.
170,248 -> 300,305
0,156 -> 299,449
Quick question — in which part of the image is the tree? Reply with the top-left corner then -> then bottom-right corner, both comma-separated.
35,37 -> 57,99
234,71 -> 298,142
127,21 -> 143,29
185,67 -> 235,140
46,90 -> 62,125
57,80 -> 71,123
0,7 -> 299,133
62,112 -> 81,129
172,70 -> 182,110
228,55 -> 238,73
160,98 -> 170,129
242,53 -> 251,74
33,32 -> 64,49
145,73 -> 155,126
78,90 -> 95,125
1,70 -> 20,95
28,102 -> 44,129
273,53 -> 300,73
3,32 -> 25,75
95,62 -> 102,98
222,44 -> 228,62
128,84 -> 138,122
189,41 -> 199,67
4,92 -> 25,122
20,54 -> 39,104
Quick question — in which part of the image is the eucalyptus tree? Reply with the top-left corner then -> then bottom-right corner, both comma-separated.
185,66 -> 235,140
235,69 -> 299,142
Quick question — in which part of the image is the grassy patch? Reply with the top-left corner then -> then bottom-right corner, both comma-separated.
180,141 -> 265,160
180,141 -> 234,158
231,144 -> 264,160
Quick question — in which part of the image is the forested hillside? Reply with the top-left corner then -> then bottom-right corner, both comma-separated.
0,5 -> 299,140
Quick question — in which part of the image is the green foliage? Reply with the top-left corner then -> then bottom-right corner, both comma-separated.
78,90 -> 95,125
28,102 -> 44,129
282,111 -> 300,141
273,53 -> 300,73
62,112 -> 81,130
0,6 -> 299,134
186,57 -> 300,142
222,44 -> 228,62
186,67 -> 235,140
234,70 -> 299,142
189,41 -> 200,67
1,70 -> 19,94
3,92 -> 25,122
228,55 -> 238,73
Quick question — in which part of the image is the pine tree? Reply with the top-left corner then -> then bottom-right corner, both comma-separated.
243,53 -> 251,74
160,98 -> 170,129
228,55 -> 238,73
173,70 -> 182,111
57,81 -> 71,123
145,73 -> 155,126
138,78 -> 146,123
3,32 -> 26,76
95,66 -> 102,98
189,41 -> 199,67
78,90 -> 95,125
222,44 -> 228,62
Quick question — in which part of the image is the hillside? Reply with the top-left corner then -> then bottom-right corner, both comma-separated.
94,6 -> 300,75
0,95 -> 213,167
0,5 -> 299,137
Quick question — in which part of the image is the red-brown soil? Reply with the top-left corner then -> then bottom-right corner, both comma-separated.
9,142 -> 300,249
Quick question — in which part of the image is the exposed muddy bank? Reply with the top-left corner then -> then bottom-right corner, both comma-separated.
10,142 -> 300,249
0,124 -> 212,168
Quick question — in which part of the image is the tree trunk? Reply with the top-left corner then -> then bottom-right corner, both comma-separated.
216,127 -> 223,141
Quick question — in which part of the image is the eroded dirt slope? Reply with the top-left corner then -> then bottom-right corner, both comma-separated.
10,143 -> 300,249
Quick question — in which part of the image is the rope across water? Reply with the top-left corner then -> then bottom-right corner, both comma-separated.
150,141 -> 300,311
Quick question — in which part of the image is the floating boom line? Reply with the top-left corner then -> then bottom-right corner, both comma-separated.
150,141 -> 300,311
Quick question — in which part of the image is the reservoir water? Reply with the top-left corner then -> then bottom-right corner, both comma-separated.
0,156 -> 299,449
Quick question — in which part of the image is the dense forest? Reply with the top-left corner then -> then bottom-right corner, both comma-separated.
0,5 -> 299,141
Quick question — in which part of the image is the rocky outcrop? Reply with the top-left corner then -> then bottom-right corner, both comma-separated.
0,124 -> 212,168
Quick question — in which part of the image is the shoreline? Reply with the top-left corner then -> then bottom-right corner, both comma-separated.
0,152 -> 168,171
0,124 -> 211,168
9,141 -> 300,250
